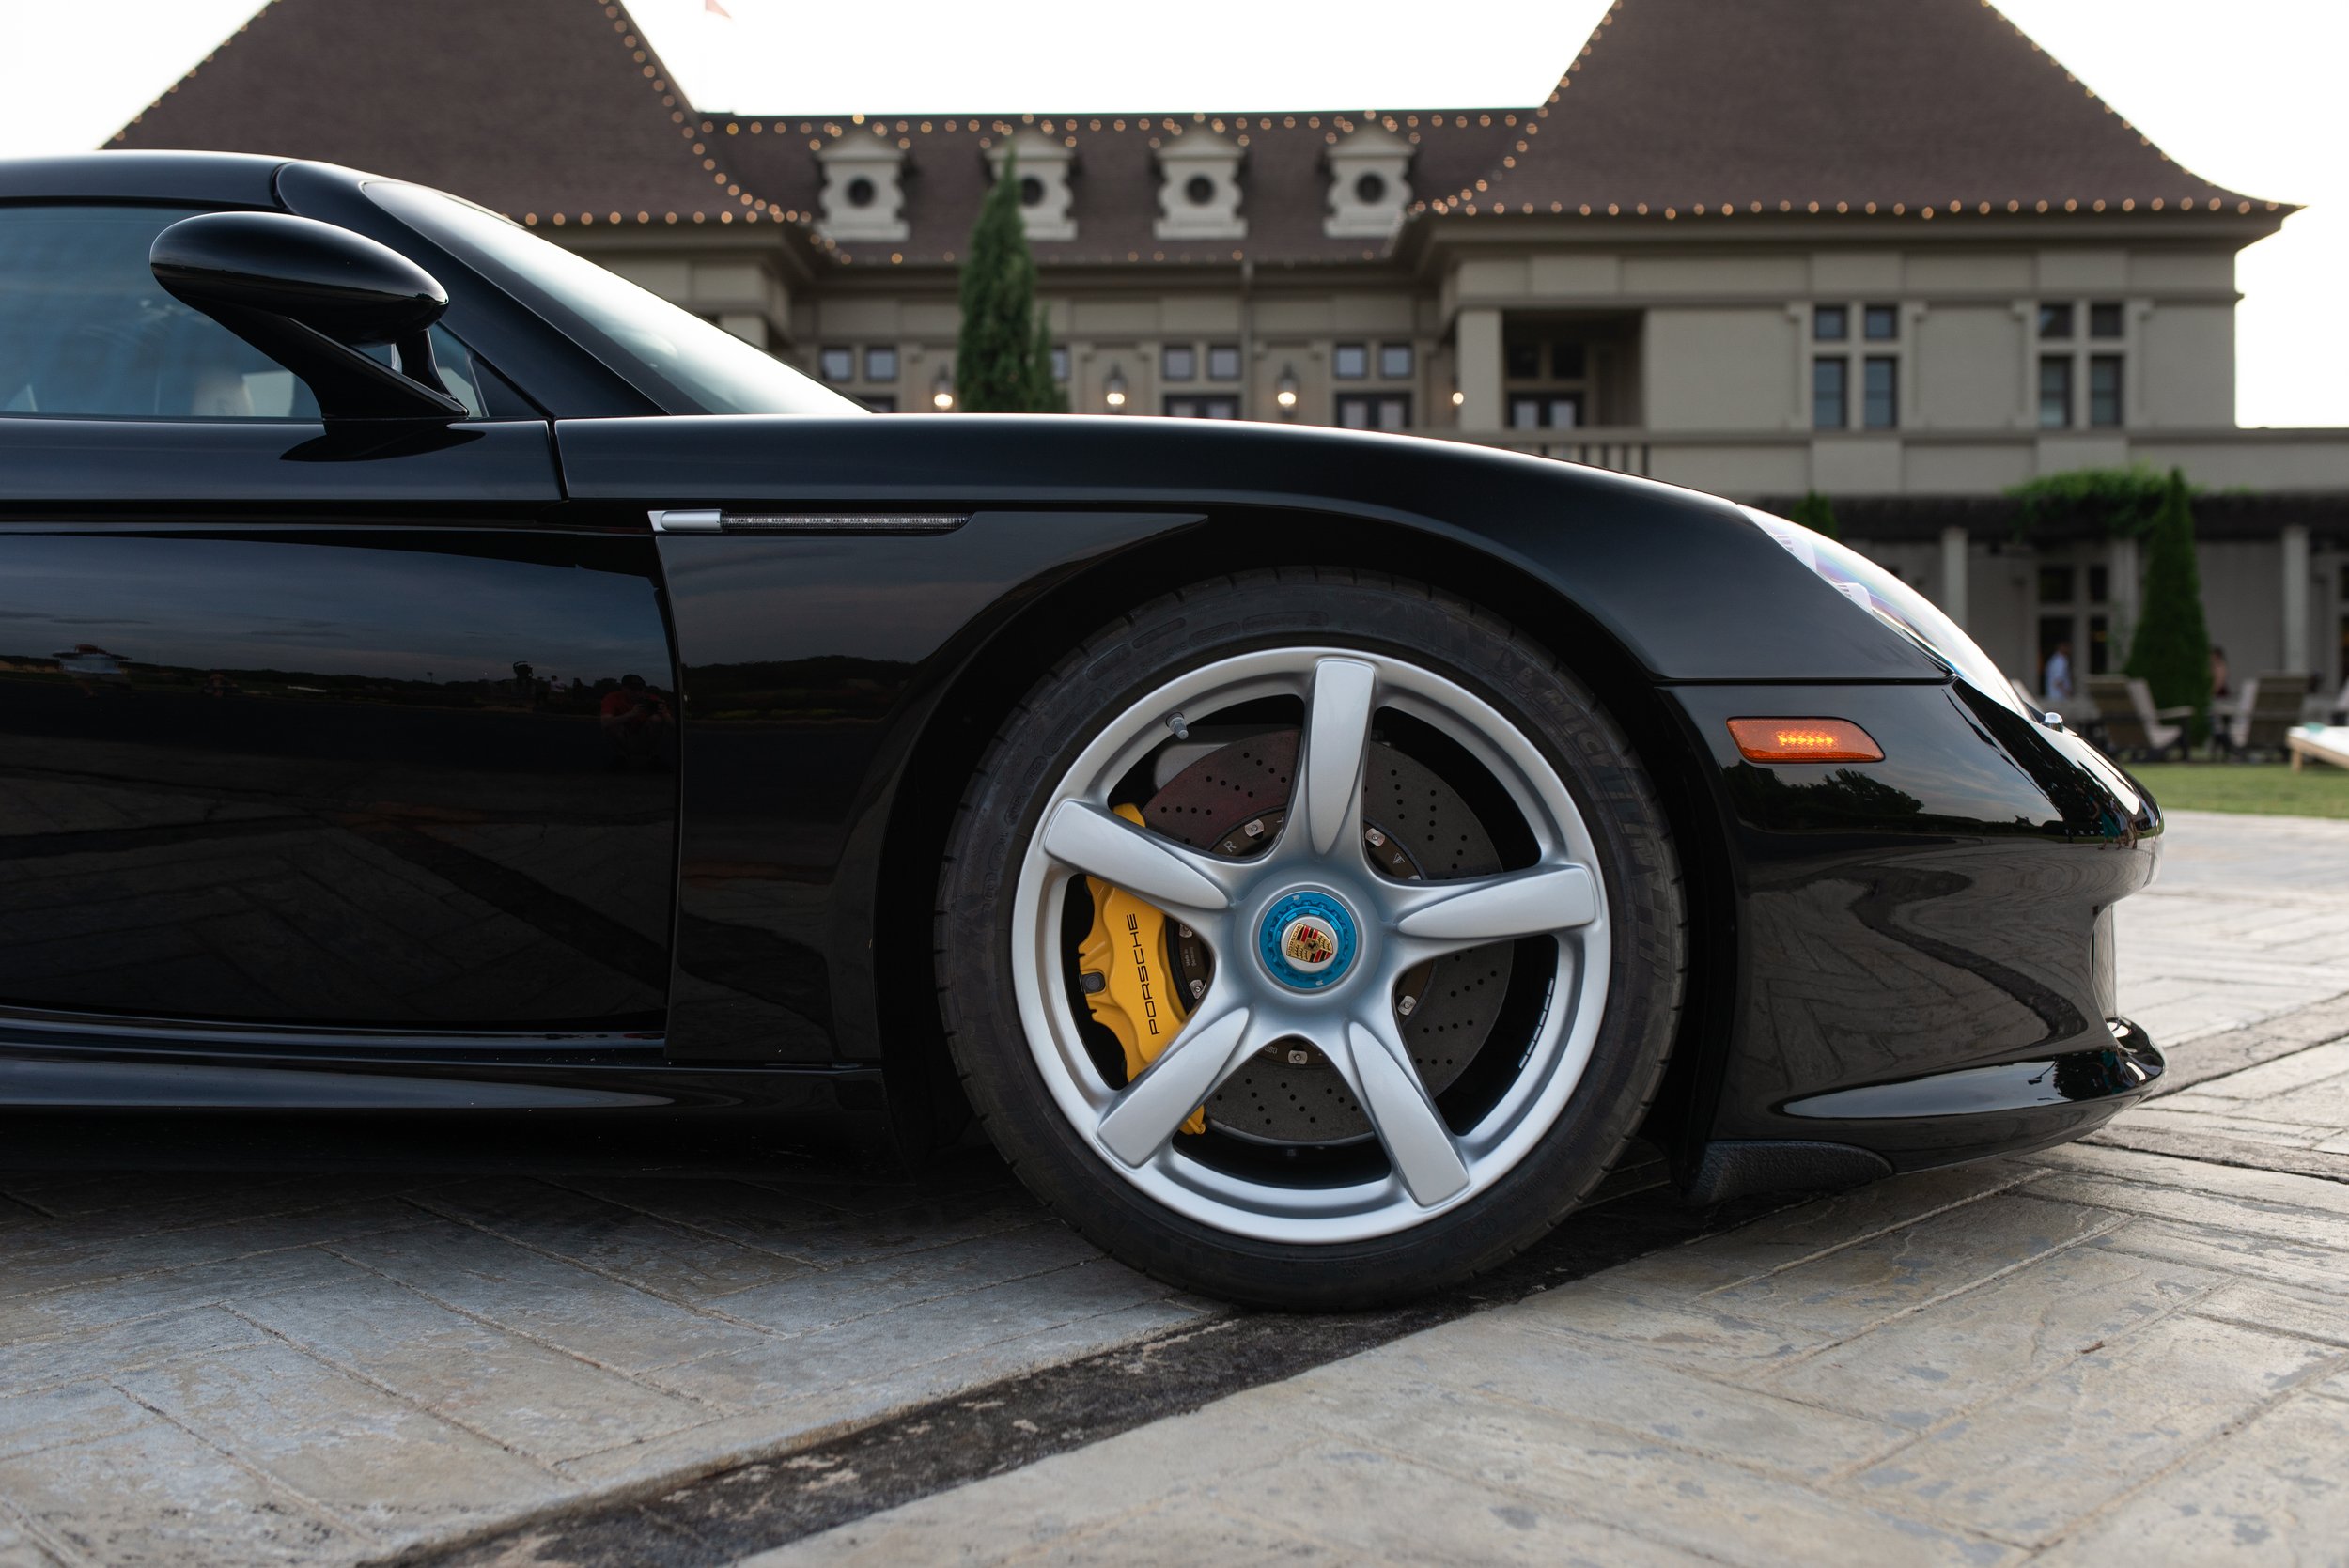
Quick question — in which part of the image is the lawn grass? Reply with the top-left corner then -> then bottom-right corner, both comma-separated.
2128,761 -> 2349,819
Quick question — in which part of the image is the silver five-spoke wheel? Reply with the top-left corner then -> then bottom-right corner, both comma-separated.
1010,647 -> 1613,1244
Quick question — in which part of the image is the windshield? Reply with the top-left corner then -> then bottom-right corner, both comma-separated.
366,182 -> 861,418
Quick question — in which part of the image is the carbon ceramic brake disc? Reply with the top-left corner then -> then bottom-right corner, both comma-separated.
1136,728 -> 1512,1145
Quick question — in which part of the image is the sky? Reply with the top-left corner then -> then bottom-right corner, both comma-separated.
3,0 -> 2341,427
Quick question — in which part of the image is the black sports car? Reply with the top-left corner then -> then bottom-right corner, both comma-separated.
0,153 -> 2162,1306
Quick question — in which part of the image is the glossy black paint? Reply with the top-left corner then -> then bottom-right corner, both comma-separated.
0,523 -> 676,1028
0,418 -> 559,504
559,413 -> 1944,684
0,403 -> 677,1031
150,210 -> 450,343
1665,679 -> 2162,1172
652,512 -> 1201,1065
0,153 -> 2169,1200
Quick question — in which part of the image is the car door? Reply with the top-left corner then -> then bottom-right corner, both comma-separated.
0,199 -> 678,1034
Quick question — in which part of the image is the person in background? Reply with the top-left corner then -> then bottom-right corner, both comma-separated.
2044,639 -> 2075,705
2210,644 -> 2230,702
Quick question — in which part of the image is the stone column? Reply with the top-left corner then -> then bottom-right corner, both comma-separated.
1938,525 -> 1969,629
1455,307 -> 1503,434
2282,523 -> 2311,674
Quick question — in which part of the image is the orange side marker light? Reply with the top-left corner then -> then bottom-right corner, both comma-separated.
1727,718 -> 1884,763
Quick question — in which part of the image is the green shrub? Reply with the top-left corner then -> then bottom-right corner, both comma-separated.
2123,468 -> 2213,742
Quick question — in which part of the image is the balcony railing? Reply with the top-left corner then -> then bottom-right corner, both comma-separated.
1401,427 -> 1655,476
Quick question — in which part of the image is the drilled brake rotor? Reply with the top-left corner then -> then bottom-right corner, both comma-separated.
1139,728 -> 1512,1146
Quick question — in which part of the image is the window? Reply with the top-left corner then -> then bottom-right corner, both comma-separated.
0,205 -> 325,420
1504,341 -> 1541,379
818,348 -> 855,383
1332,343 -> 1369,380
1508,395 -> 1580,429
2089,355 -> 2123,427
1812,357 -> 1847,429
2038,303 -> 2074,339
863,347 -> 898,382
1162,345 -> 1196,381
1378,343 -> 1414,380
1813,304 -> 1848,342
861,393 -> 897,413
844,177 -> 877,209
1050,346 -> 1070,382
1862,303 -> 1899,341
2089,302 -> 2124,339
1337,393 -> 1410,430
1019,176 -> 1046,208
1551,342 -> 1587,378
1862,356 -> 1898,429
1183,175 -> 1216,207
1353,172 -> 1387,205
2038,564 -> 2076,602
1206,343 -> 1240,380
1163,394 -> 1238,419
2038,355 -> 2073,427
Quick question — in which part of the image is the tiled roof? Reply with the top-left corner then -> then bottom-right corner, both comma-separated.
110,0 -> 757,228
107,0 -> 2286,265
1441,0 -> 2278,223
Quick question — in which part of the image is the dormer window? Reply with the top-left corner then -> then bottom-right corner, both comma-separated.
1325,125 -> 1412,241
1154,129 -> 1244,241
817,135 -> 907,242
984,132 -> 1075,241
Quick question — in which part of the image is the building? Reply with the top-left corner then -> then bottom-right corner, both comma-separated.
115,0 -> 2349,700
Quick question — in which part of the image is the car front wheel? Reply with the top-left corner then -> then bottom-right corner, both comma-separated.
936,569 -> 1685,1308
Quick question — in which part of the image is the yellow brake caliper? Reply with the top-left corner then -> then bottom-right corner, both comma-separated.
1077,803 -> 1202,1135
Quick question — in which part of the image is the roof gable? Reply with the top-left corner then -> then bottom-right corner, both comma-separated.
1450,0 -> 2266,219
112,0 -> 743,224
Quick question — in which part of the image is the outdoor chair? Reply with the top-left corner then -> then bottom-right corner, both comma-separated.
2288,726 -> 2349,772
2085,675 -> 2188,760
2332,675 -> 2349,724
2219,671 -> 2311,759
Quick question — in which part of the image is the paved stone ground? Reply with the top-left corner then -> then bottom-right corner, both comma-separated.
754,810 -> 2349,1568
0,809 -> 2343,1566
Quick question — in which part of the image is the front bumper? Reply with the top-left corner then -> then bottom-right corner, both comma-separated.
1666,679 -> 2164,1200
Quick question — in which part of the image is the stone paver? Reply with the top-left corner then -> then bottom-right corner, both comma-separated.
0,807 -> 2342,1566
759,809 -> 2349,1568
0,1155 -> 1212,1568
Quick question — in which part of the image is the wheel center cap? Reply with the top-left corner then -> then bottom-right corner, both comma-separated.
1258,891 -> 1359,990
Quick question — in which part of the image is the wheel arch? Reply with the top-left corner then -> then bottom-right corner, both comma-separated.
873,506 -> 1739,1175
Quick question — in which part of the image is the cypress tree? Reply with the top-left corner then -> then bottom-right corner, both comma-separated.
1790,490 -> 1839,539
1027,313 -> 1066,412
953,148 -> 1058,411
2123,468 -> 2212,740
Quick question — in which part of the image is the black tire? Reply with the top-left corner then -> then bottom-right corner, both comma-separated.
934,568 -> 1685,1309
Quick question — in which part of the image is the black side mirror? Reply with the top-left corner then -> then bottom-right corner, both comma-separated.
151,212 -> 467,420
